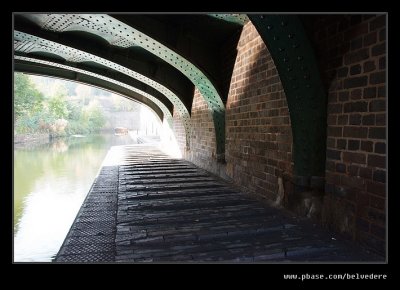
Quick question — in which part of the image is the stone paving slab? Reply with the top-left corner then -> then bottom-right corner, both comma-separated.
115,145 -> 383,263
54,165 -> 118,263
55,145 -> 384,263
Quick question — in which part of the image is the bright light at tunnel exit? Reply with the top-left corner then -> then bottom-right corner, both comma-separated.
21,75 -> 182,158
160,118 -> 182,159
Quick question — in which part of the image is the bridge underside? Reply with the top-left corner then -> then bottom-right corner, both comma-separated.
14,13 -> 387,259
14,13 -> 329,171
14,13 -> 244,153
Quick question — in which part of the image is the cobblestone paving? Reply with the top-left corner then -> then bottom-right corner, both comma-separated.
115,146 -> 383,262
55,145 -> 383,263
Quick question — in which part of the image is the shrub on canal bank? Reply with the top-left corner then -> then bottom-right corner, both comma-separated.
14,73 -> 106,137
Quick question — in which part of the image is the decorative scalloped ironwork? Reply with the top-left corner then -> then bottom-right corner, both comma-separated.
14,31 -> 189,139
20,13 -> 227,155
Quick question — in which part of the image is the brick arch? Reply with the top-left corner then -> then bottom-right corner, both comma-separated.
225,22 -> 294,202
248,15 -> 328,190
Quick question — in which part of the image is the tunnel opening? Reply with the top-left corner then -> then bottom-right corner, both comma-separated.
13,13 -> 386,262
13,73 -> 182,262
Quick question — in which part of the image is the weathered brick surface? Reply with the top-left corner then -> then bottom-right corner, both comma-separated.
314,14 -> 386,255
114,146 -> 381,262
172,15 -> 386,256
185,89 -> 220,175
172,107 -> 188,154
225,23 -> 293,202
174,22 -> 293,198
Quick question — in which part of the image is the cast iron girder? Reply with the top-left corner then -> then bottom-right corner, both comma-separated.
110,14 -> 239,101
14,14 -> 194,112
14,14 -> 235,155
14,56 -> 172,124
13,32 -> 174,113
14,50 -> 173,114
108,14 -> 239,157
13,29 -> 190,145
15,61 -> 165,121
248,15 -> 327,184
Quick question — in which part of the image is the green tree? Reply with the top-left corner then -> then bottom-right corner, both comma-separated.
14,75 -> 109,136
46,81 -> 69,120
47,96 -> 69,119
14,73 -> 44,119
66,102 -> 81,121
82,100 -> 106,132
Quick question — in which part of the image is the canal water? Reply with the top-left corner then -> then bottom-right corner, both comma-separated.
13,134 -> 135,262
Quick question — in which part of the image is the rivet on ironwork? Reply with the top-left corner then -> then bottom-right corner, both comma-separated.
281,21 -> 287,26
283,57 -> 288,63
288,33 -> 294,39
278,47 -> 285,52
273,36 -> 279,41
297,56 -> 303,61
267,25 -> 273,30
260,15 -> 265,19
287,67 -> 292,72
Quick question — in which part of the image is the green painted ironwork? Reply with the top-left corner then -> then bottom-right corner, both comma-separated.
208,14 -> 249,25
20,14 -> 226,156
248,15 -> 327,178
14,30 -> 187,143
14,55 -> 172,125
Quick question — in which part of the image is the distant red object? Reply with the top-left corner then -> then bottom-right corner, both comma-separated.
114,127 -> 129,135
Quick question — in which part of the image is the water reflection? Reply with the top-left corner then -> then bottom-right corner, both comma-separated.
50,139 -> 69,153
13,134 -> 134,262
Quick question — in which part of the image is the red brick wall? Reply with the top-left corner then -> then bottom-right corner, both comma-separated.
225,22 -> 293,202
313,14 -> 386,254
173,89 -> 222,176
185,89 -> 219,173
174,22 -> 293,190
171,15 -> 386,255
172,108 -> 187,153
